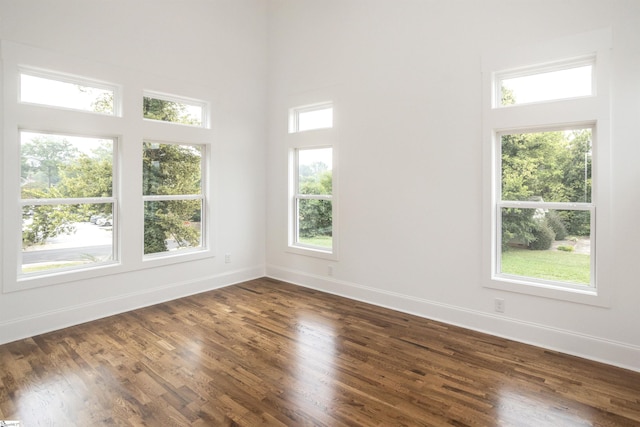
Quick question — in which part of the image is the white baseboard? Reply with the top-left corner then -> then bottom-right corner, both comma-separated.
0,265 -> 265,345
266,264 -> 640,373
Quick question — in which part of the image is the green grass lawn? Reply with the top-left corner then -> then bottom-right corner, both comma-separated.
501,248 -> 590,285
22,261 -> 87,274
299,235 -> 332,249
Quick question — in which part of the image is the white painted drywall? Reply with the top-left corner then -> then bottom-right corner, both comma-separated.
265,0 -> 640,371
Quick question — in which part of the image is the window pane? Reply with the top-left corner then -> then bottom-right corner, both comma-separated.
20,73 -> 114,114
143,142 -> 202,196
144,200 -> 202,255
297,106 -> 333,131
501,208 -> 591,285
298,147 -> 332,195
297,199 -> 332,249
143,95 -> 203,126
22,203 -> 114,275
500,64 -> 592,106
501,129 -> 592,203
21,132 -> 113,199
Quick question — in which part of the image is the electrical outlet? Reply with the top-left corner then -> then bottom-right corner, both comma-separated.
494,298 -> 505,313
225,253 -> 231,263
327,265 -> 334,276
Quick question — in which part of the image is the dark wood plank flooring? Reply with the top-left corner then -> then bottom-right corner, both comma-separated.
1,277 -> 639,426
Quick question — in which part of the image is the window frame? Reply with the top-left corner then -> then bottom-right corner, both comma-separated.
482,29 -> 612,306
142,140 -> 207,259
19,129 -> 119,277
495,125 -> 596,291
291,146 -> 334,254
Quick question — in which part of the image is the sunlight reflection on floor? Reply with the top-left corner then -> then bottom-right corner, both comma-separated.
293,313 -> 337,413
496,386 -> 594,426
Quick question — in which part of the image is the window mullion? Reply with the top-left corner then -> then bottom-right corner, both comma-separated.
21,197 -> 115,206
295,194 -> 332,201
142,194 -> 203,202
499,201 -> 593,211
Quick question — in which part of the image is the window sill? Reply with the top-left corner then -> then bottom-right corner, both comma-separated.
485,275 -> 609,308
286,244 -> 337,261
6,249 -> 215,293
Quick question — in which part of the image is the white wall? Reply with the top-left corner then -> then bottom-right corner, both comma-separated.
0,1 -> 267,342
266,0 -> 640,371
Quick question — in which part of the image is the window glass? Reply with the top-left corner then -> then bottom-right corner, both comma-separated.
298,106 -> 333,131
501,129 -> 592,203
143,94 -> 204,127
295,147 -> 333,250
499,63 -> 593,107
20,131 -> 115,275
143,142 -> 203,255
20,72 -> 116,114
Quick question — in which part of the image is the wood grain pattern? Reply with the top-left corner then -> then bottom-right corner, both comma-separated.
1,277 -> 639,426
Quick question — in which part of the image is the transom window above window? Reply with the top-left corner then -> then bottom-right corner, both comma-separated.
289,103 -> 333,133
143,91 -> 207,127
20,69 -> 119,115
496,58 -> 594,107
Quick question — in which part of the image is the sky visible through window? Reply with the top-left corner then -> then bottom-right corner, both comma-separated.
20,131 -> 111,158
298,147 -> 332,171
20,73 -> 114,113
500,64 -> 593,106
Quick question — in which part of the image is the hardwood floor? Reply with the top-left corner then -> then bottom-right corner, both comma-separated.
1,278 -> 639,426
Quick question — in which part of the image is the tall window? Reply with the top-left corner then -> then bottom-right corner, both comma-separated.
293,147 -> 333,251
20,131 -> 116,275
483,29 -> 611,302
496,59 -> 594,107
142,142 -> 205,256
492,57 -> 597,291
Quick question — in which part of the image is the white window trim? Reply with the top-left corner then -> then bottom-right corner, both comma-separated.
482,28 -> 612,306
2,40 -> 217,292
